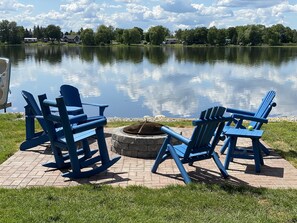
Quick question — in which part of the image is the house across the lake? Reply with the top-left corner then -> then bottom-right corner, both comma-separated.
24,38 -> 38,43
163,38 -> 178,44
62,35 -> 81,44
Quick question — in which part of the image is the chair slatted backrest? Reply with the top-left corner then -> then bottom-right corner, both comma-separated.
38,94 -> 76,147
21,90 -> 48,131
249,90 -> 276,129
60,84 -> 83,108
185,107 -> 226,158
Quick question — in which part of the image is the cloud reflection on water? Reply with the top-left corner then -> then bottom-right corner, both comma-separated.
7,46 -> 297,118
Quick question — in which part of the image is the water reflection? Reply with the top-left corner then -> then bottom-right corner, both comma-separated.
1,46 -> 296,118
3,45 -> 297,66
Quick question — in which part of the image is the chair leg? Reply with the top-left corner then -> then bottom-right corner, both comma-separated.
220,137 -> 230,154
168,145 -> 191,184
20,133 -> 49,151
95,127 -> 111,164
50,144 -> 68,169
82,138 -> 91,158
224,136 -> 236,170
212,152 -> 229,178
25,115 -> 35,140
259,141 -> 270,155
151,136 -> 171,173
65,138 -> 83,176
252,139 -> 262,173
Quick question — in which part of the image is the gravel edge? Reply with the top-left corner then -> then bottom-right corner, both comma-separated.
107,115 -> 297,123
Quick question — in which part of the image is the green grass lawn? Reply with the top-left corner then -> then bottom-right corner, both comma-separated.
0,113 -> 26,163
262,121 -> 297,168
0,184 -> 296,223
0,113 -> 296,222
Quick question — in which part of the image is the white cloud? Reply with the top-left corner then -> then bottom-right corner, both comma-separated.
216,0 -> 284,8
143,5 -> 166,20
60,2 -> 85,13
272,2 -> 297,15
126,4 -> 149,14
162,0 -> 196,13
2,0 -> 297,32
192,4 -> 233,17
174,24 -> 191,30
37,10 -> 66,22
114,0 -> 140,3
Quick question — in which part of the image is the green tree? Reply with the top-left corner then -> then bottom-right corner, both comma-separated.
193,27 -> 208,44
80,28 -> 95,45
216,29 -> 226,46
263,28 -> 280,46
0,20 -> 24,44
123,28 -> 142,45
33,25 -> 46,39
244,25 -> 263,45
227,27 -> 237,44
175,29 -> 183,41
0,20 -> 10,43
24,28 -> 32,38
182,29 -> 195,45
77,28 -> 83,35
292,30 -> 297,43
236,26 -> 248,45
133,27 -> 144,40
207,26 -> 218,45
9,21 -> 24,44
269,24 -> 294,44
95,25 -> 114,45
144,32 -> 150,43
115,28 -> 124,43
147,25 -> 170,45
123,30 -> 130,45
46,24 -> 61,43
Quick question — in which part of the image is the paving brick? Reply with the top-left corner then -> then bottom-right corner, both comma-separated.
0,128 -> 296,189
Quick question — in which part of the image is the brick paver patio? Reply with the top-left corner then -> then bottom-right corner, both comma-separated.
0,128 -> 296,189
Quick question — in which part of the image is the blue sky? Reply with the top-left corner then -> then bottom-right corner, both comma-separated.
1,0 -> 297,32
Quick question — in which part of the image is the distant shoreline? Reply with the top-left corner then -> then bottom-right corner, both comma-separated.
107,116 -> 297,123
3,43 -> 297,48
2,112 -> 296,122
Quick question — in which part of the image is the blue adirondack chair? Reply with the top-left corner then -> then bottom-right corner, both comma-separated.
220,90 -> 276,155
38,94 -> 120,178
20,90 -> 51,150
20,87 -> 108,151
20,90 -> 77,150
151,106 -> 231,184
60,84 -> 108,118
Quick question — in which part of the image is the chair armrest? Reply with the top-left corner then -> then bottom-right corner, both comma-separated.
81,103 -> 108,116
82,102 -> 108,108
161,126 -> 190,145
51,106 -> 84,115
232,113 -> 268,124
226,107 -> 255,116
33,115 -> 44,119
68,114 -> 88,124
72,117 -> 107,134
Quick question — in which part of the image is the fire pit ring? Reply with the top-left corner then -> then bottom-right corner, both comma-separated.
111,121 -> 179,158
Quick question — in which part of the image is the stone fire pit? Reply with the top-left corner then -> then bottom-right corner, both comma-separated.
111,121 -> 168,158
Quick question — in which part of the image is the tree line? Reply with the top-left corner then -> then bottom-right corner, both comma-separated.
1,19 -> 297,46
176,24 -> 297,46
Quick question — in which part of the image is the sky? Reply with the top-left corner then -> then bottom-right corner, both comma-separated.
1,0 -> 297,33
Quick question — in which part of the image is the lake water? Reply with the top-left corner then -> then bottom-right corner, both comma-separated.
1,45 -> 296,118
